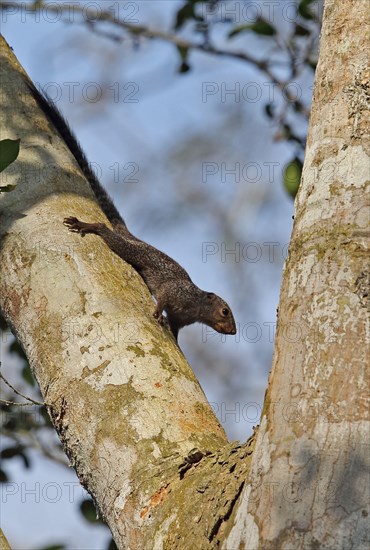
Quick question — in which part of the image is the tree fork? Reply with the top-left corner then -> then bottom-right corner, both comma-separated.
0,0 -> 369,546
0,35 -> 252,548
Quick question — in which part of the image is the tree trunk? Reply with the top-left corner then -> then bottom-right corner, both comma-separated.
0,0 -> 368,546
224,1 -> 369,548
0,35 -> 247,548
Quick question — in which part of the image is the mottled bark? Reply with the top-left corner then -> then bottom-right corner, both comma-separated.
0,529 -> 12,550
0,35 -> 247,548
225,1 -> 369,548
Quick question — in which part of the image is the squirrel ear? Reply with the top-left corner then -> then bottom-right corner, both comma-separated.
207,292 -> 215,300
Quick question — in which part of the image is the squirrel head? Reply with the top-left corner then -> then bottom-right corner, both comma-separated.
201,292 -> 237,335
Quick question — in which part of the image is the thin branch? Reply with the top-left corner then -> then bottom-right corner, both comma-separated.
0,397 -> 38,407
0,1 -> 308,113
0,371 -> 45,406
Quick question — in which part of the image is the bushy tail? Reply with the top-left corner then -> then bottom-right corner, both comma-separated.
27,81 -> 125,227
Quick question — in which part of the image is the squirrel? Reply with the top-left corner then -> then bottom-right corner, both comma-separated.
28,82 -> 237,341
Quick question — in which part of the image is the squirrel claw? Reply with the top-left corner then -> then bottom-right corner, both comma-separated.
64,216 -> 79,225
64,217 -> 83,233
153,311 -> 165,326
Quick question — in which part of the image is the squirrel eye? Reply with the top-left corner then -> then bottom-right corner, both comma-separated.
221,308 -> 229,317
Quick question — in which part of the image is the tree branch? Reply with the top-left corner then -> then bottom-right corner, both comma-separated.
0,528 -> 12,550
0,0 -> 307,112
0,34 -> 248,548
0,368 -> 45,406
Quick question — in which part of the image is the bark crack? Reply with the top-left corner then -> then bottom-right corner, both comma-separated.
208,480 -> 245,542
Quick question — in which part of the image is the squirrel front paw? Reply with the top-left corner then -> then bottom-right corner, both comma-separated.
63,217 -> 85,234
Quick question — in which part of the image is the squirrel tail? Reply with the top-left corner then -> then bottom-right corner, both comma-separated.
27,81 -> 125,228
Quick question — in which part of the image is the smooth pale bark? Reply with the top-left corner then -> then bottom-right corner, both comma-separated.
0,36 -> 253,548
225,1 -> 369,548
0,529 -> 12,550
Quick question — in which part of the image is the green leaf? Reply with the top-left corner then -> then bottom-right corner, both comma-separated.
176,45 -> 191,73
0,314 -> 8,330
21,450 -> 31,468
283,158 -> 303,199
229,20 -> 276,38
265,103 -> 275,119
298,0 -> 316,20
1,446 -> 30,469
250,20 -> 276,36
107,538 -> 118,550
0,469 -> 9,483
177,45 -> 188,61
10,340 -> 27,360
0,139 -> 20,172
179,61 -> 191,73
40,405 -> 53,426
307,58 -> 318,71
294,23 -> 310,36
1,447 -> 20,459
80,498 -> 100,523
21,364 -> 36,387
175,1 -> 198,30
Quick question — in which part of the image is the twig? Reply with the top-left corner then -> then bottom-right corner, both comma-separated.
0,371 -> 45,406
0,1 -> 309,113
0,397 -> 39,407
